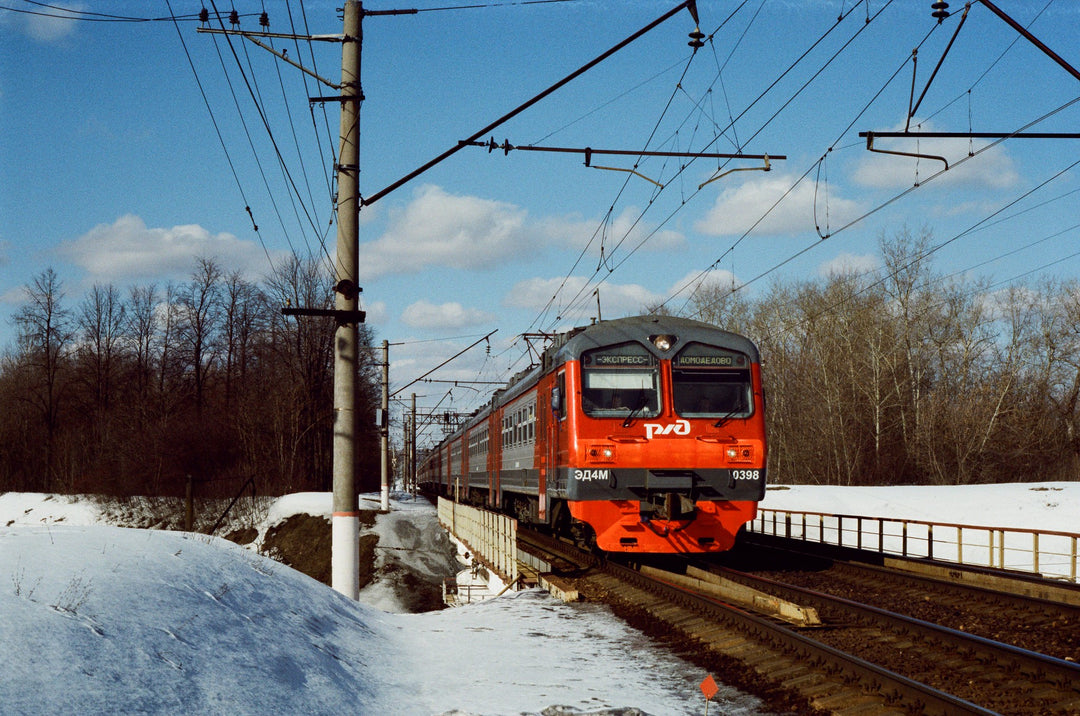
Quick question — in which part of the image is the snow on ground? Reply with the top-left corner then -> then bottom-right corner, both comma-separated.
2,483 -> 1077,715
0,492 -> 101,527
0,492 -> 761,715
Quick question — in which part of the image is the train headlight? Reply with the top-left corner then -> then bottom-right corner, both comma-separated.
650,334 -> 678,352
587,444 -> 616,463
726,445 -> 754,463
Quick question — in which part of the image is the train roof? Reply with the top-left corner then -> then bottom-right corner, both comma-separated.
547,315 -> 760,366
437,315 -> 759,444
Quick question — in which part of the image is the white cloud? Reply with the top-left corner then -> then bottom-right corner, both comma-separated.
503,276 -> 663,320
56,214 -> 274,284
694,173 -> 864,237
853,126 -> 1019,190
817,252 -> 879,278
363,300 -> 388,326
0,286 -> 24,307
668,269 -> 741,296
538,206 -> 685,255
401,300 -> 495,330
357,186 -> 685,280
358,185 -> 532,279
23,3 -> 83,42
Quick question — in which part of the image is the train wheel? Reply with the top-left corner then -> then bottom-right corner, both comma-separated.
570,519 -> 598,552
549,500 -> 570,538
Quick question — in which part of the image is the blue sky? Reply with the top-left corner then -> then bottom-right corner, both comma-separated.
2,0 -> 1079,428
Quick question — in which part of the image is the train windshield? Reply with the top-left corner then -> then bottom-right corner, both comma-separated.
580,344 -> 661,419
671,343 -> 753,419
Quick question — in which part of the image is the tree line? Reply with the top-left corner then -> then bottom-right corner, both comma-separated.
0,256 -> 383,499
679,227 -> 1080,485
4,226 -> 1077,497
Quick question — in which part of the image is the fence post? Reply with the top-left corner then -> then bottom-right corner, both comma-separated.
1033,532 -> 1040,575
1071,536 -> 1077,583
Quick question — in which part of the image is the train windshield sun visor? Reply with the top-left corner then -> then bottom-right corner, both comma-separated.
671,343 -> 753,420
580,344 -> 661,419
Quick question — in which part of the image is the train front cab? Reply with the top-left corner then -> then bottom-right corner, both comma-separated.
550,319 -> 766,553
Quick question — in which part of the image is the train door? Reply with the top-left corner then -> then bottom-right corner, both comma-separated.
544,369 -> 569,522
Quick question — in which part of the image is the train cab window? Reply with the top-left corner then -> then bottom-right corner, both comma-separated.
581,344 -> 661,419
672,343 -> 753,420
553,372 -> 566,420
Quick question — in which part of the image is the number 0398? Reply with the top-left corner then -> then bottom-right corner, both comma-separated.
731,469 -> 760,481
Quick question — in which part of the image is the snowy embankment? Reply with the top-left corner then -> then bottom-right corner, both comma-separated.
0,492 -> 761,716
3,483 -> 1075,714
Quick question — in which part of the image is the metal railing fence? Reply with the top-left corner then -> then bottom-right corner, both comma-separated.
747,508 -> 1079,584
438,498 -> 518,585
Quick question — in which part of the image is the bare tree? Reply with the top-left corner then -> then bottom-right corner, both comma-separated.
77,284 -> 125,412
221,269 -> 264,410
126,284 -> 158,407
12,268 -> 73,491
177,257 -> 223,416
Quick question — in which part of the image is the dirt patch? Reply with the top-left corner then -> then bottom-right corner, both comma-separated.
224,527 -> 258,545
260,511 -> 379,587
261,513 -> 334,584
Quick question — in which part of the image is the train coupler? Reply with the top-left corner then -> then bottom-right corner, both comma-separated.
640,492 -> 696,523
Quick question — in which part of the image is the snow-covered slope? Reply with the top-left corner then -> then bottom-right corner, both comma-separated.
1,494 -> 761,715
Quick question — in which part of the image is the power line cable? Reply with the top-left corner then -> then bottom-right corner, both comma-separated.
164,0 -> 276,270
290,0 -> 337,214
672,10 -> 1079,322
205,0 -> 331,259
729,151 -> 1080,346
4,1 -> 218,22
549,0 -> 896,326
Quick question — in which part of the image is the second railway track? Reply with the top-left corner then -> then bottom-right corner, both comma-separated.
518,527 -> 1080,715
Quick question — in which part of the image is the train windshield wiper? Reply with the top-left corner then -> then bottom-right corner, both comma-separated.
622,393 -> 649,428
713,400 -> 746,428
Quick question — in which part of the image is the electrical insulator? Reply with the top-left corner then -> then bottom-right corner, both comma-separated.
198,7 -> 208,24
229,9 -> 239,26
931,1 -> 950,22
688,27 -> 705,49
259,12 -> 269,28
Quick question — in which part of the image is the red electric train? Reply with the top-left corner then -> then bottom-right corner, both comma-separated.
417,315 -> 767,553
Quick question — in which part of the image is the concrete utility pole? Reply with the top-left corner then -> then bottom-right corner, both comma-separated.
410,392 -> 417,495
381,339 -> 390,510
197,1 -> 367,601
331,0 -> 362,600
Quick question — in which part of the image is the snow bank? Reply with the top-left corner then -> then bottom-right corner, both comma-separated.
0,525 -> 400,714
1,493 -> 759,715
0,493 -> 101,527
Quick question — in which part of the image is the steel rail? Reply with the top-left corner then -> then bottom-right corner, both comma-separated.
517,527 -> 994,714
603,559 -> 998,716
700,562 -> 1080,690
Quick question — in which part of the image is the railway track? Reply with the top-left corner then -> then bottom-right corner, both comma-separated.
518,528 -> 1080,715
718,540 -> 1080,661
